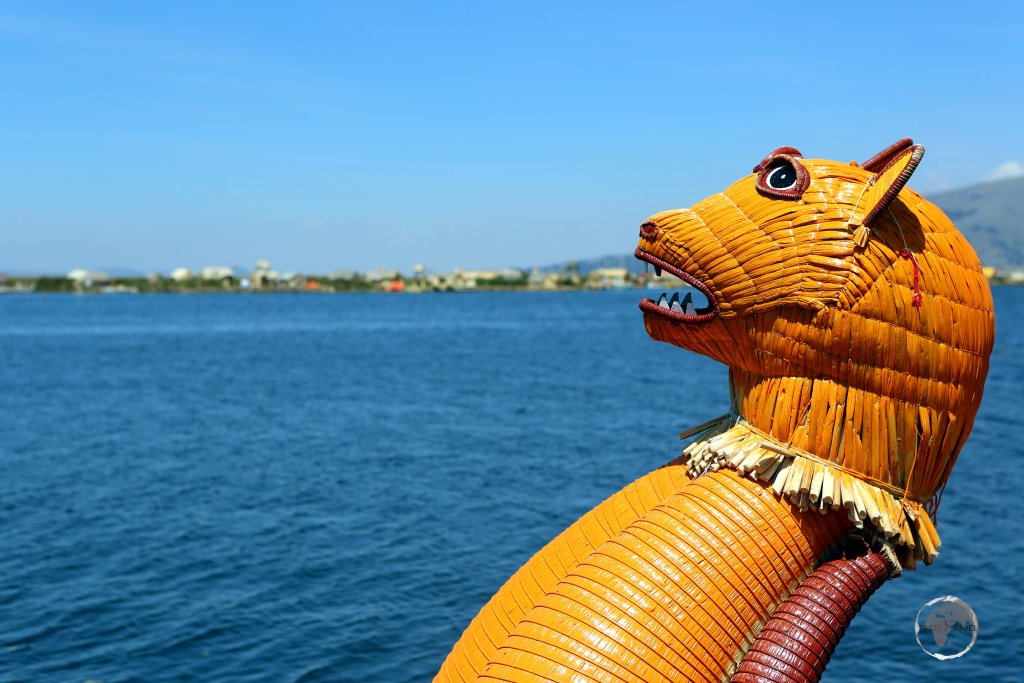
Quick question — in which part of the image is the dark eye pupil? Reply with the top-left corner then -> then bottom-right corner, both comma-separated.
768,164 -> 796,189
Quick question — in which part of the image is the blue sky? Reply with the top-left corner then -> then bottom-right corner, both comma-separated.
2,1 -> 1021,275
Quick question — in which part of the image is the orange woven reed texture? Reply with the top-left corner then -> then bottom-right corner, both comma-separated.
472,470 -> 846,683
435,140 -> 995,682
435,463 -> 693,682
638,143 -> 994,567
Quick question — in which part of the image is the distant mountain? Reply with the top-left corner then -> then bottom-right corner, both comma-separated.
930,176 -> 1024,271
552,176 -> 1023,275
537,253 -> 647,276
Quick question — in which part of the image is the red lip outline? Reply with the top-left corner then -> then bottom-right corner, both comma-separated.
635,247 -> 720,323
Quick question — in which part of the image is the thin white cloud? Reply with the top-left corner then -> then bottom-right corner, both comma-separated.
984,160 -> 1024,182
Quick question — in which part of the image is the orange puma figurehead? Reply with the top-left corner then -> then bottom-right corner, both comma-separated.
636,138 -> 994,567
436,139 -> 995,683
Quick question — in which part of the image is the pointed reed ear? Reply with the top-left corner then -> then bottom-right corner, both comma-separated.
859,137 -> 914,173
848,144 -> 925,246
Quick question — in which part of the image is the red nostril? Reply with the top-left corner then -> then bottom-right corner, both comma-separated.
640,220 -> 659,238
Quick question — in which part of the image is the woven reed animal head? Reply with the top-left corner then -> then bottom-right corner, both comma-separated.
636,139 -> 995,546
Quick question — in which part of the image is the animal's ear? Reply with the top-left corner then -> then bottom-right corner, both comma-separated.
859,137 -> 914,173
848,144 -> 925,246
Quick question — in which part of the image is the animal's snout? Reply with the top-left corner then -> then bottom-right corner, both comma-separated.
639,219 -> 659,239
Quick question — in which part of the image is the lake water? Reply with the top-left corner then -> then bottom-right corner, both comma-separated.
1,290 -> 1020,682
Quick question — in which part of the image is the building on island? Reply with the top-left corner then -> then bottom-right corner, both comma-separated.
330,270 -> 359,282
365,268 -> 402,283
67,269 -> 111,288
250,260 -> 279,289
200,266 -> 235,282
170,267 -> 194,282
587,267 -> 630,289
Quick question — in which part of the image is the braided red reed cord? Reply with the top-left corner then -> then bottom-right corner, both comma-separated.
901,248 -> 924,308
731,544 -> 891,683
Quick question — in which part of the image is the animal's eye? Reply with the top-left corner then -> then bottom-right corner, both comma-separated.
766,164 -> 797,190
754,153 -> 809,199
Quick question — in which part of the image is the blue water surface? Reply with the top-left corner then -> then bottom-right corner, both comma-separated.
1,290 -> 1020,682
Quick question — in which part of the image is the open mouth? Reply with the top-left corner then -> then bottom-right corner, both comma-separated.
634,248 -> 719,323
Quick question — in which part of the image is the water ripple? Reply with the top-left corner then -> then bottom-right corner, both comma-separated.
0,290 -> 1018,682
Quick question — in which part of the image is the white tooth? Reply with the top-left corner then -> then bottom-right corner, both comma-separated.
685,302 -> 696,315
670,299 -> 683,313
658,294 -> 669,308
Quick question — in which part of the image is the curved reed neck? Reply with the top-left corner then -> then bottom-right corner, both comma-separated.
727,369 -> 967,501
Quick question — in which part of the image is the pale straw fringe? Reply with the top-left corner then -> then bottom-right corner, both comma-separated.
682,414 -> 938,569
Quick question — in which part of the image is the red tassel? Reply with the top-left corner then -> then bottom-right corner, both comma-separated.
900,249 -> 923,308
